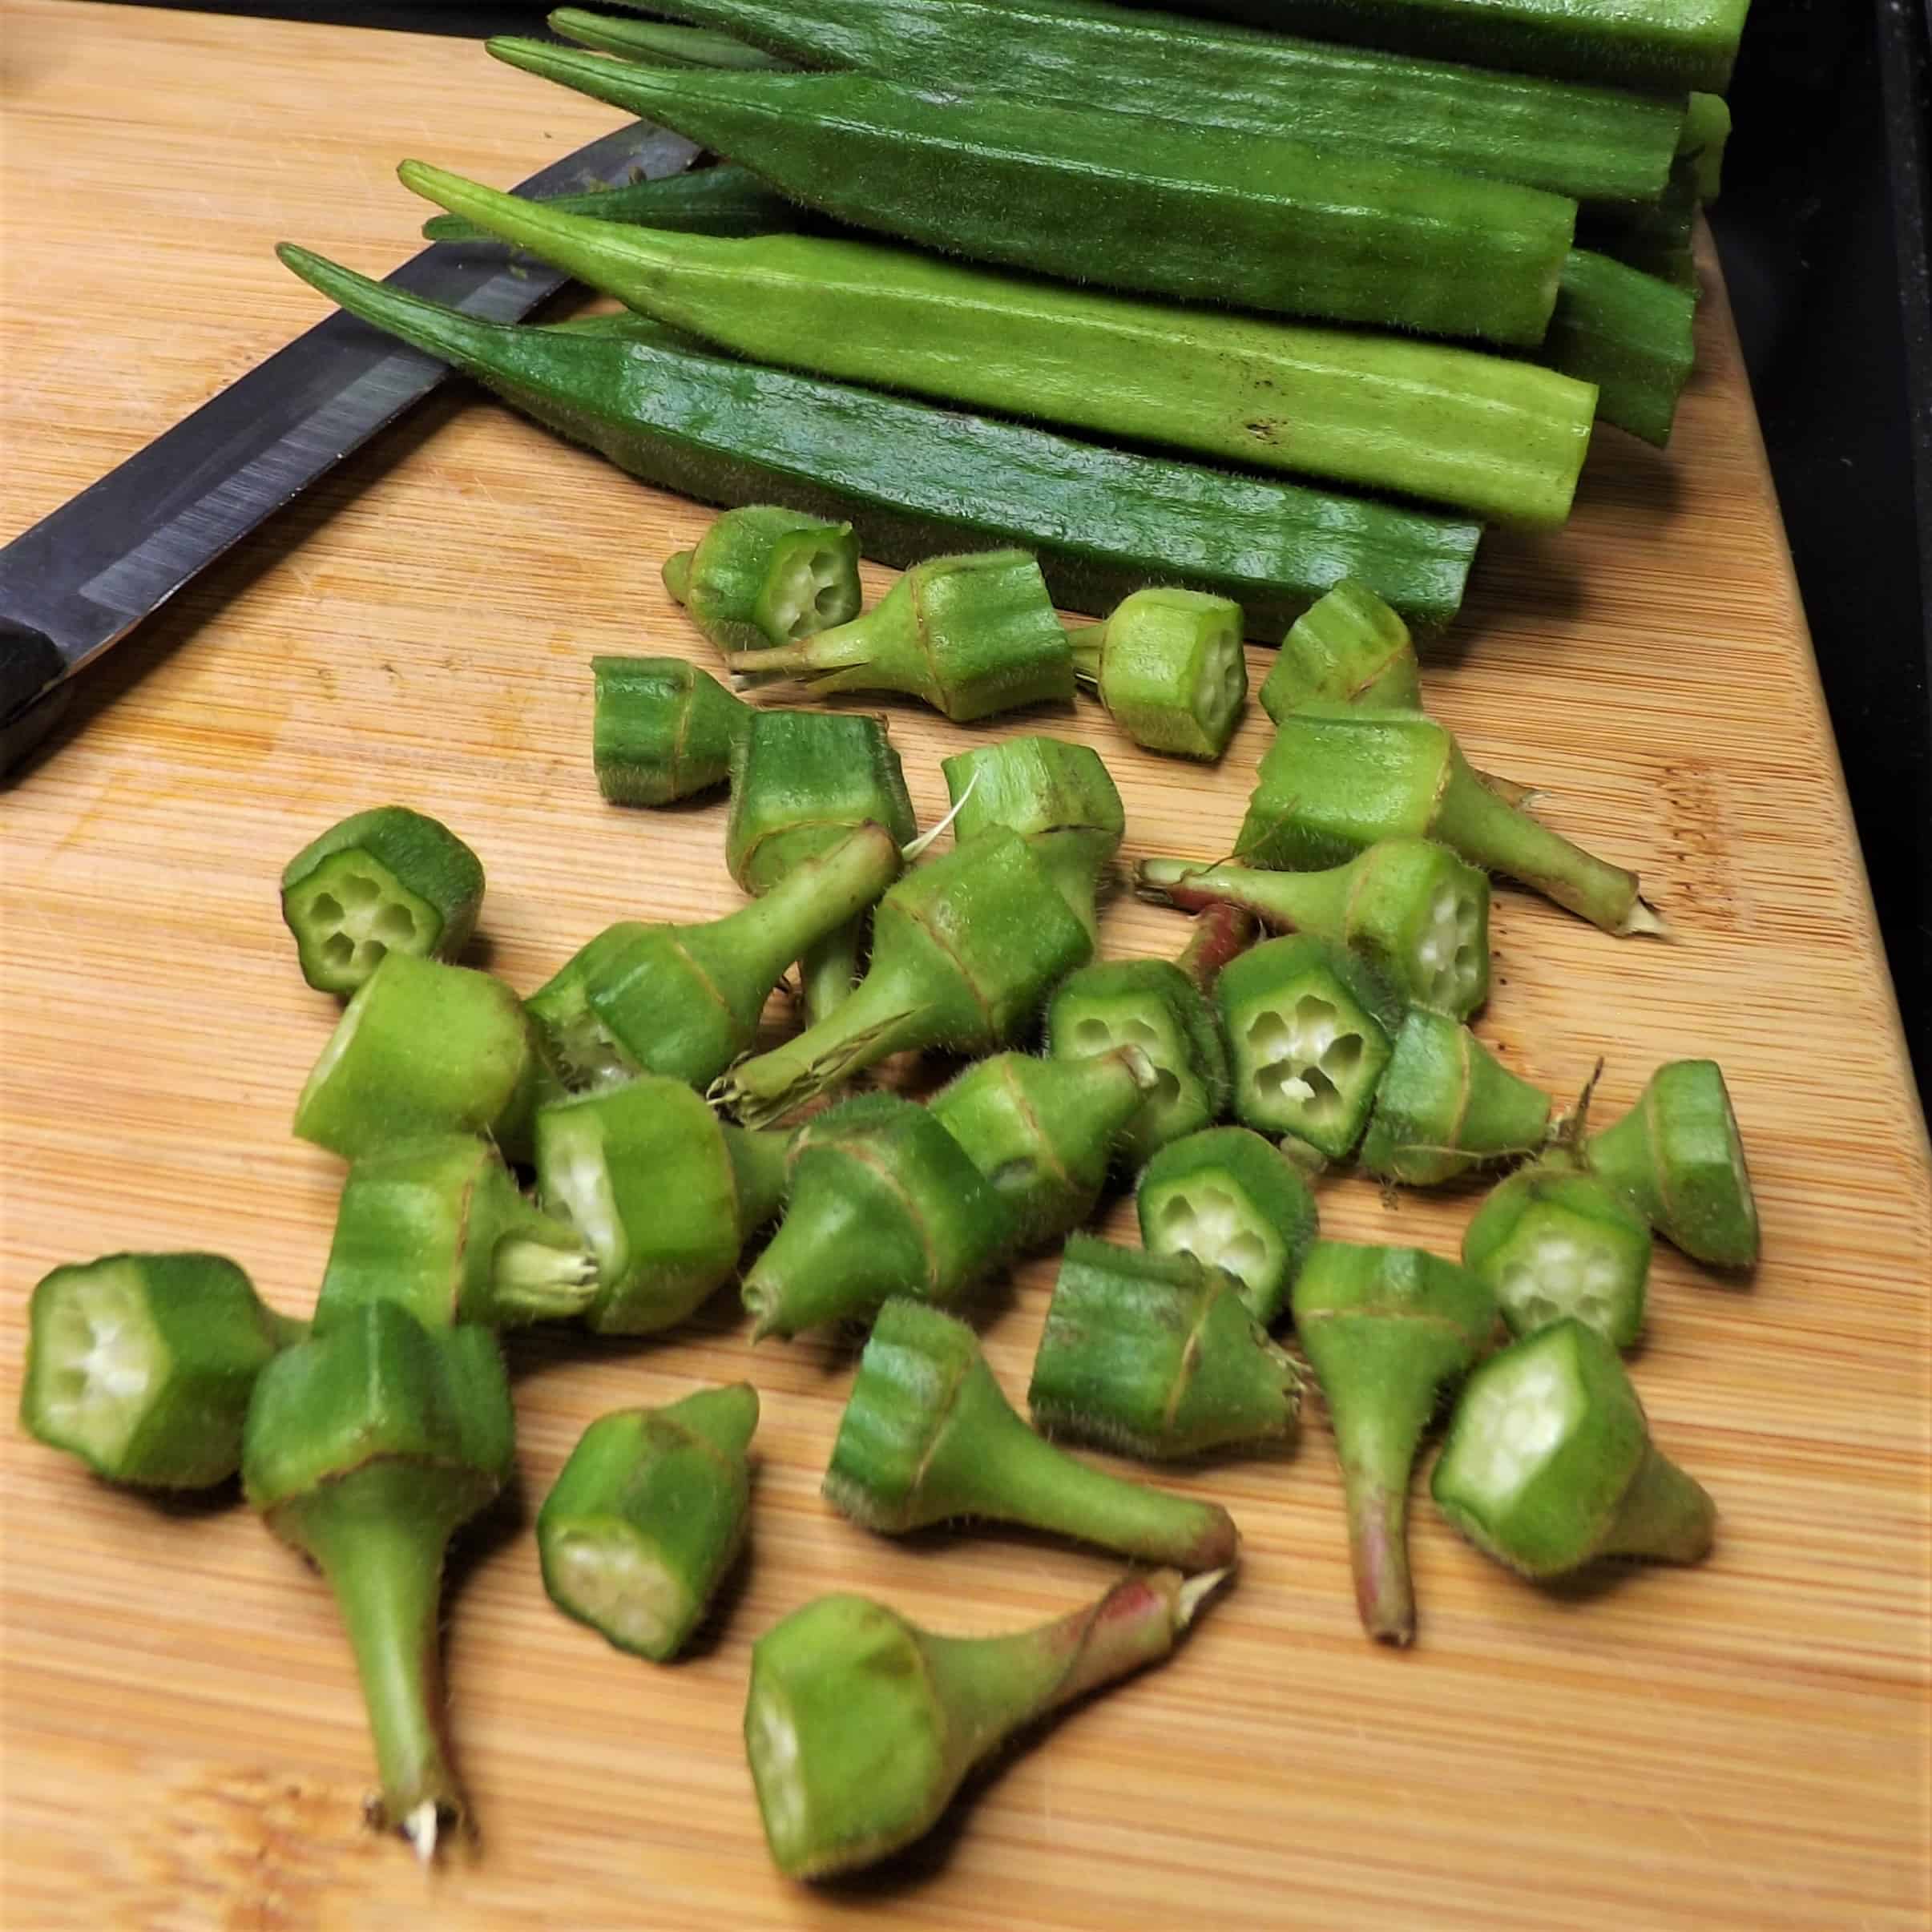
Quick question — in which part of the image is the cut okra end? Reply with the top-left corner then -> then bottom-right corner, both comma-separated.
591,655 -> 748,805
1074,587 -> 1248,761
668,506 -> 862,662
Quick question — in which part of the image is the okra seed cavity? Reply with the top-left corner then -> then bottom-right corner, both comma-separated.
1454,1351 -> 1579,1504
1246,998 -> 1365,1119
1074,1015 -> 1180,1104
1156,1187 -> 1270,1285
38,1270 -> 155,1462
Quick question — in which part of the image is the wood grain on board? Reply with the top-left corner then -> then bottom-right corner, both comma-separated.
2,5 -> 1927,1928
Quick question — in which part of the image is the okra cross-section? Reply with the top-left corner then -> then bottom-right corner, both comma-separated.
1070,587 -> 1248,760
663,504 -> 861,660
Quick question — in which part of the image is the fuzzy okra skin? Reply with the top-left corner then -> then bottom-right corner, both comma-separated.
740,1095 -> 1018,1339
592,655 -> 747,805
1293,1240 -> 1498,1644
1136,1126 -> 1319,1328
526,820 -> 901,1091
538,1384 -> 757,1661
826,1298 -> 1240,1569
381,172 -> 1593,530
930,1047 -> 1156,1248
1260,576 -> 1421,722
1029,1237 -> 1301,1459
1239,705 -> 1660,936
1542,249 -> 1697,448
22,1253 -> 304,1487
719,825 -> 1093,1125
536,1076 -> 790,1333
425,161 -> 799,247
746,1566 -> 1221,1880
550,9 -> 789,66
1070,588 -> 1248,761
664,505 -> 861,659
280,805 -> 483,995
1433,1319 -> 1716,1578
243,1301 -> 514,1856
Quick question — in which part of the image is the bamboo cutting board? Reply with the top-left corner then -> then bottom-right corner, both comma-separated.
2,5 -> 1928,1927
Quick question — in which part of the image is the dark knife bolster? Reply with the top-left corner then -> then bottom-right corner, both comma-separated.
0,619 -> 73,776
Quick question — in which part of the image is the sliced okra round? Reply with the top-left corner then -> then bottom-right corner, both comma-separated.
1071,586 -> 1248,760
664,505 -> 861,659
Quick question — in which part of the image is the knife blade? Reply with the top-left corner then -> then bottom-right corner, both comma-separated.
0,119 -> 696,774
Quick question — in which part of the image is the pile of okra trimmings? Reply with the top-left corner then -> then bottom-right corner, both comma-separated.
22,513 -> 1761,1881
273,0 -> 1744,651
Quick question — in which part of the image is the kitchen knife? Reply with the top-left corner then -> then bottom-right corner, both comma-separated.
0,119 -> 696,776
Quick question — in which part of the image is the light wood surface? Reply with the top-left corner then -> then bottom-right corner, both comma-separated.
3,5 -> 1928,1927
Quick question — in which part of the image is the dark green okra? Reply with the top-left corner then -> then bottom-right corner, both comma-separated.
825,1298 -> 1240,1570
317,1135 -> 598,1333
592,655 -> 748,805
538,1383 -> 758,1661
740,1095 -> 1018,1340
535,1075 -> 790,1334
1136,1126 -> 1319,1327
1029,1236 -> 1301,1459
745,1566 -> 1221,1881
1259,577 -> 1421,723
1433,1318 -> 1716,1579
423,159 -> 801,247
719,825 -> 1093,1125
1293,1240 -> 1497,1644
664,505 -> 861,659
295,951 -> 554,1163
724,549 -> 1075,723
22,1253 -> 303,1488
1360,1007 -> 1555,1186
930,1047 -> 1156,1248
526,820 -> 901,1091
280,805 -> 483,995
550,8 -> 789,66
1542,248 -> 1697,448
243,1301 -> 514,1857
1070,587 -> 1248,760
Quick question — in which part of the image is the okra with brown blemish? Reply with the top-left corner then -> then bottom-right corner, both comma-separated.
663,505 -> 861,661
592,655 -> 748,805
1258,577 -> 1422,723
1069,587 -> 1248,760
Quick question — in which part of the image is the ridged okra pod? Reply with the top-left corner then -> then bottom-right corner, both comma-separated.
1139,837 -> 1490,1021
592,655 -> 748,805
930,1047 -> 1156,1248
723,548 -> 1075,723
825,1298 -> 1240,1570
535,1075 -> 790,1333
242,1302 -> 515,1857
551,9 -> 789,67
726,708 -> 917,1022
1433,1319 -> 1716,1579
746,1566 -> 1222,1880
1543,248 -> 1697,449
1069,588 -> 1247,760
22,1253 -> 304,1488
1239,706 -> 1661,936
740,1095 -> 1017,1339
1135,1126 -> 1319,1327
1360,1007 -> 1555,1186
526,820 -> 901,1091
1029,1237 -> 1301,1459
295,952 -> 554,1163
1585,1060 -> 1759,1269
1293,1241 -> 1497,1644
280,805 -> 483,995
1259,577 -> 1422,722
538,1383 -> 758,1660
663,505 -> 861,659
422,159 -> 799,246
719,825 -> 1092,1124
940,734 -> 1124,942
316,1134 -> 598,1333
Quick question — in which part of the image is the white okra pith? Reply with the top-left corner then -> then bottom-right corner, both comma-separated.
1070,585 -> 1248,760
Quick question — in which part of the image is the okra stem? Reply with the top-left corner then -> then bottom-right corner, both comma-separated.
1175,901 -> 1262,994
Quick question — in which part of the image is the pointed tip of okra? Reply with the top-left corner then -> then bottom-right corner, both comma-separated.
396,159 -> 485,218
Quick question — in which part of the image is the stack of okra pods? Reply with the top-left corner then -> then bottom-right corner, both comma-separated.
22,513 -> 1760,1877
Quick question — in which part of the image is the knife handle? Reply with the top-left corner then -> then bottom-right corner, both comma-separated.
0,619 -> 74,779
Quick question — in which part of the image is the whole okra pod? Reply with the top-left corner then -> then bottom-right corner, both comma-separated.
551,9 -> 789,68
1069,587 -> 1248,760
825,1297 -> 1240,1570
421,159 -> 800,247
663,505 -> 861,660
592,655 -> 748,805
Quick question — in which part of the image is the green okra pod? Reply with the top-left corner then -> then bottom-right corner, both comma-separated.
294,951 -> 554,1163
825,1297 -> 1240,1570
538,1383 -> 758,1661
535,1075 -> 790,1333
423,159 -> 800,246
280,805 -> 484,996
740,1095 -> 1018,1340
726,708 -> 917,1022
940,734 -> 1124,942
723,548 -> 1075,723
1068,587 -> 1248,761
1135,1126 -> 1319,1327
1541,248 -> 1697,449
1585,1059 -> 1759,1269
1293,1240 -> 1497,1644
929,1046 -> 1156,1248
1360,1006 -> 1555,1186
663,505 -> 861,660
1432,1318 -> 1716,1579
526,820 -> 901,1091
1028,1236 -> 1301,1459
1139,836 -> 1490,1022
315,1135 -> 598,1334
22,1252 -> 303,1488
1258,576 -> 1421,722
550,8 -> 790,66
243,1301 -> 515,1857
745,1565 -> 1223,1880
592,655 -> 748,805
718,824 -> 1093,1125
